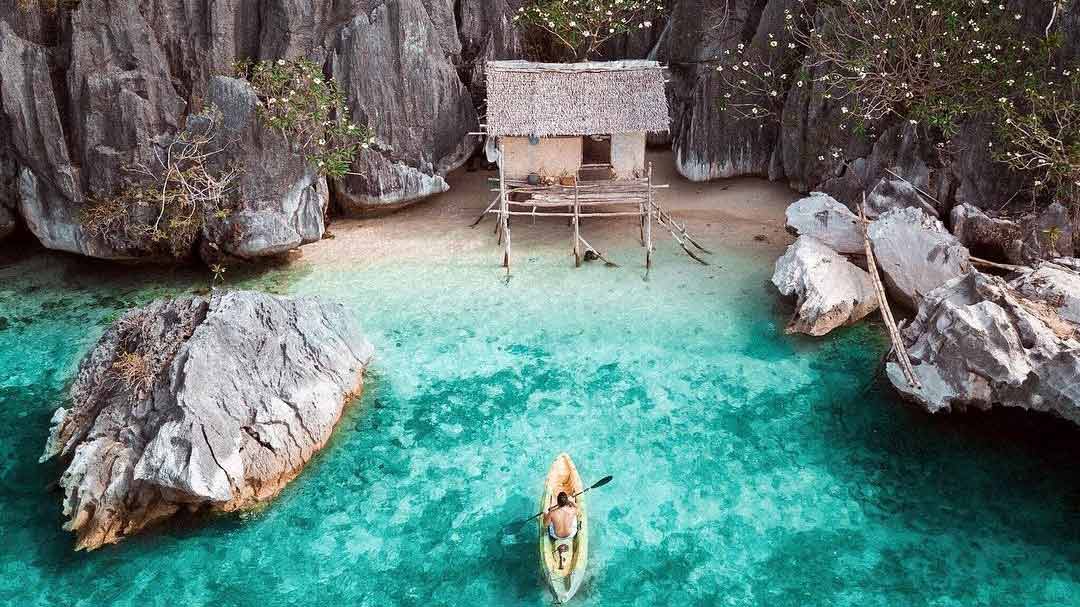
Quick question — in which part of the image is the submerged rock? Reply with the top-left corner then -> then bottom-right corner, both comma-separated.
783,192 -> 864,255
771,236 -> 878,336
887,270 -> 1080,423
867,207 -> 971,309
41,291 -> 374,551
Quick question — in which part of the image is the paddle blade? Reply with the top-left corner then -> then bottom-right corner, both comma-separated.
590,475 -> 613,490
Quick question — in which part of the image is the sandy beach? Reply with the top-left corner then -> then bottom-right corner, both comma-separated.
300,150 -> 799,268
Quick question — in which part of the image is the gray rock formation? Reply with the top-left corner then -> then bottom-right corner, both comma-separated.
663,0 -> 1074,260
0,0 -> 480,256
1010,260 -> 1080,325
950,203 -> 1024,263
1018,201 -> 1076,263
783,192 -> 864,254
867,207 -> 972,309
771,235 -> 878,336
198,76 -> 329,261
330,0 -> 479,214
40,291 -> 374,551
887,270 -> 1080,423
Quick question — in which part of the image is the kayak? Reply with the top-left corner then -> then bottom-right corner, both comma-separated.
539,453 -> 588,603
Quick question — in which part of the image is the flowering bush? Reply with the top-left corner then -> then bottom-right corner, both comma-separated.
716,0 -> 1079,209
514,0 -> 667,60
234,58 -> 375,179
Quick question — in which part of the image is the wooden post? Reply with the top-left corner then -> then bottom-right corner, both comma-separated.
498,139 -> 511,269
645,162 -> 654,269
573,175 -> 582,267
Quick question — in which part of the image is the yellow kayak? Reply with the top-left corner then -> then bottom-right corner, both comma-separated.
539,453 -> 588,603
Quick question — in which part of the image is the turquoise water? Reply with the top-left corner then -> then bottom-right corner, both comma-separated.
3,242 -> 1080,606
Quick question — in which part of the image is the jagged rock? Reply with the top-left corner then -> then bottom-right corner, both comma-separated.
887,270 -> 1080,423
458,0 -> 527,98
864,176 -> 938,219
40,291 -> 374,551
867,207 -> 972,309
198,76 -> 329,261
783,192 -> 863,254
2,0 -> 480,258
1018,201 -> 1075,263
1010,260 -> 1080,325
330,0 -> 478,214
950,203 -> 1024,263
0,144 -> 15,240
771,235 -> 878,336
661,0 -> 801,181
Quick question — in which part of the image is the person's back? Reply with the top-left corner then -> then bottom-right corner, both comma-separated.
544,491 -> 578,540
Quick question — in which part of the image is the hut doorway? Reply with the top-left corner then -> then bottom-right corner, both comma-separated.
583,135 -> 611,165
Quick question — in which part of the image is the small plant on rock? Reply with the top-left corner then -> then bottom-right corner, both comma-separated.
234,57 -> 375,179
513,0 -> 667,61
81,106 -> 242,258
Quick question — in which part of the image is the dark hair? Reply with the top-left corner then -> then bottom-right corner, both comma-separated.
557,492 -> 569,507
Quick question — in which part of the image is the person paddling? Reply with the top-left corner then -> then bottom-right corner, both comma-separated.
543,491 -> 578,540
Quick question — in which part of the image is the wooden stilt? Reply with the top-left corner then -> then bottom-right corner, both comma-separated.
498,139 -> 511,269
645,163 -> 654,269
860,193 -> 921,389
573,176 -> 582,267
469,194 -> 502,228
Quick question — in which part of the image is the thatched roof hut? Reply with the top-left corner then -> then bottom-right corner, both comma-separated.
485,60 -> 670,138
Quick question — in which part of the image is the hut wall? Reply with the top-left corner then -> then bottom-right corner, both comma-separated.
501,136 -> 582,178
611,132 -> 646,179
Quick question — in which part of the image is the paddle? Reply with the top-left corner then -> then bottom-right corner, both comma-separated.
502,475 -> 613,533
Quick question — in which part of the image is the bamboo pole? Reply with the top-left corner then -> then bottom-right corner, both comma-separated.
969,256 -> 1030,273
645,163 -> 654,269
860,193 -> 921,389
499,139 -> 511,269
469,193 -> 501,228
573,176 -> 582,267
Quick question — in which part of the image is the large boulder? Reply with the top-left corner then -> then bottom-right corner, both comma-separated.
1018,201 -> 1075,263
1010,260 -> 1080,325
783,192 -> 864,254
329,0 -> 479,214
40,291 -> 374,551
197,76 -> 329,262
950,203 -> 1023,263
867,207 -> 972,309
887,271 -> 1080,423
771,235 -> 878,336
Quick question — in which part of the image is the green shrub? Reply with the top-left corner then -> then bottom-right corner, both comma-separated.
234,58 -> 375,179
513,0 -> 667,61
716,0 -> 1079,211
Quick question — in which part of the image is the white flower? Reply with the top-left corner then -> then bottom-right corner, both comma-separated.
277,59 -> 286,66
770,41 -> 778,47
318,139 -> 327,145
817,155 -> 825,161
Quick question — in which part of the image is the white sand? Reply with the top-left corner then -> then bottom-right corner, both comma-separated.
299,151 -> 798,268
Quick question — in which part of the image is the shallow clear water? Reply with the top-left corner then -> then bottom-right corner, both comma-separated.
3,243 -> 1080,606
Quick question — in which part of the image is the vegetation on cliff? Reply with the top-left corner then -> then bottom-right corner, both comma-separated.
717,0 -> 1079,213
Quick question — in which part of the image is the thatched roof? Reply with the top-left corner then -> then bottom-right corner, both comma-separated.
485,60 -> 670,137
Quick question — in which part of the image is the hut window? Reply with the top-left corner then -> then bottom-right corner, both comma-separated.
529,134 -> 540,146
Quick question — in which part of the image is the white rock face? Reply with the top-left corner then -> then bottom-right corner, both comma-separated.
784,192 -> 864,254
887,270 -> 1080,422
867,206 -> 971,309
772,236 -> 879,336
41,291 -> 374,551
